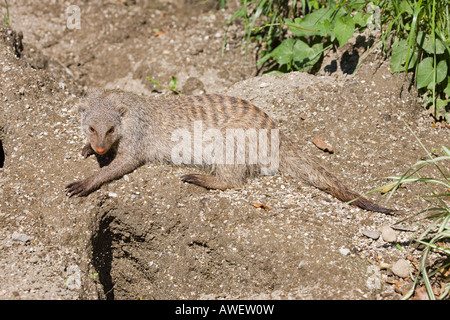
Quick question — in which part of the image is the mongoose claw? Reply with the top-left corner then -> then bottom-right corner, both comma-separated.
66,180 -> 92,197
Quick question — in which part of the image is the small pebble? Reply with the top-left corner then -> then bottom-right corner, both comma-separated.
380,225 -> 397,243
391,259 -> 411,278
12,232 -> 31,243
339,248 -> 350,256
366,265 -> 382,290
362,230 -> 380,240
65,265 -> 81,290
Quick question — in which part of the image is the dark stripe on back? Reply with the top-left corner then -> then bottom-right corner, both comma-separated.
190,106 -> 198,118
260,112 -> 271,129
204,94 -> 215,106
194,95 -> 205,105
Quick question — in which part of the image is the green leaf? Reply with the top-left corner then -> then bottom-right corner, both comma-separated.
391,39 -> 408,73
435,60 -> 448,85
286,7 -> 334,37
321,18 -> 331,37
351,0 -> 369,11
423,35 -> 445,54
443,77 -> 450,96
417,57 -> 434,89
416,30 -> 426,48
423,36 -> 446,55
417,58 -> 447,90
436,98 -> 450,119
285,18 -> 318,38
352,11 -> 368,27
399,0 -> 414,15
408,51 -> 419,70
147,76 -> 161,86
334,16 -> 355,47
268,38 -> 295,66
257,51 -> 273,66
292,39 -> 324,71
169,76 -> 178,90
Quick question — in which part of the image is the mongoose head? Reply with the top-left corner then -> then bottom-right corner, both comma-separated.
79,90 -> 128,155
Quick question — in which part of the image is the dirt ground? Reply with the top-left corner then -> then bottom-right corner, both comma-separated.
0,0 -> 449,300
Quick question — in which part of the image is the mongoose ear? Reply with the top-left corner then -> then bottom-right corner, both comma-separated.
76,101 -> 88,114
117,104 -> 128,118
86,88 -> 105,99
76,88 -> 100,114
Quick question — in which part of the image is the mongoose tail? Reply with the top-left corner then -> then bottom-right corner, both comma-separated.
279,136 -> 395,214
327,183 -> 396,214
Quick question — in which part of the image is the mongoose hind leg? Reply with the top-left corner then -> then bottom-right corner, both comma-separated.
181,164 -> 248,190
181,174 -> 230,190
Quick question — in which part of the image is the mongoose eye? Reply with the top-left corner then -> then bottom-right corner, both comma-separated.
107,127 -> 115,134
88,126 -> 96,134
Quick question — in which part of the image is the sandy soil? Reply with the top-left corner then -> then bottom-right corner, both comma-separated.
0,0 -> 448,300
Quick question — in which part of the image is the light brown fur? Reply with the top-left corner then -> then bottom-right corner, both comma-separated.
66,89 -> 394,214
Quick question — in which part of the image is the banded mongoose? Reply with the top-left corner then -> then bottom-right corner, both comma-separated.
66,89 -> 394,214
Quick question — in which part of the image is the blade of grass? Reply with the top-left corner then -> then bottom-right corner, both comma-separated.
416,239 -> 450,255
3,0 -> 10,26
245,0 -> 266,53
404,0 -> 423,72
404,120 -> 449,184
431,0 -> 437,120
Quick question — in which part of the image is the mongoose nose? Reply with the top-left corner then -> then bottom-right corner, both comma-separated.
95,147 -> 106,154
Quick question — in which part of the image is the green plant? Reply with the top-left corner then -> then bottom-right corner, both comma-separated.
219,0 -> 227,9
147,76 -> 181,95
380,124 -> 449,300
226,0 -> 450,121
263,1 -> 377,72
227,1 -> 378,72
3,0 -> 10,26
381,0 -> 450,122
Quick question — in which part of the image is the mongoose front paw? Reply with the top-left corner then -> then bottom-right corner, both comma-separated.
181,174 -> 201,185
81,144 -> 95,158
66,180 -> 93,197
